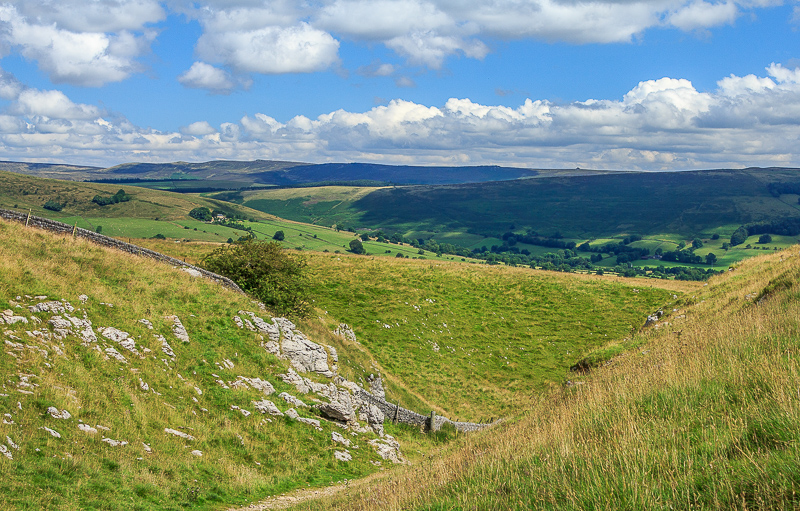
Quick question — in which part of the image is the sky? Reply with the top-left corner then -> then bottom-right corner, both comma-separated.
0,0 -> 798,170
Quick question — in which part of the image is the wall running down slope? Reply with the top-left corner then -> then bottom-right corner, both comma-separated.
0,208 -> 243,294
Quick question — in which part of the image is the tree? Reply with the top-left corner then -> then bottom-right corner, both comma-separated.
758,234 -> 772,244
202,241 -> 311,317
349,239 -> 366,255
692,238 -> 703,249
705,252 -> 717,265
189,207 -> 212,221
730,226 -> 748,246
273,230 -> 285,241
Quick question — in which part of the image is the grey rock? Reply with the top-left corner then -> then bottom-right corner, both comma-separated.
331,431 -> 351,448
253,399 -> 283,416
369,435 -> 404,464
281,331 -> 334,377
237,376 -> 275,396
334,450 -> 352,462
170,316 -> 190,343
368,374 -> 385,399
279,392 -> 307,408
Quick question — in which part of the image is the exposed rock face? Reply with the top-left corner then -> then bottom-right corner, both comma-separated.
319,388 -> 356,423
281,330 -> 335,377
331,431 -> 351,448
279,392 -> 307,408
29,301 -> 73,314
359,403 -> 385,436
368,373 -> 385,399
334,450 -> 352,462
164,428 -> 195,441
369,435 -> 405,464
253,399 -> 283,416
47,407 -> 71,420
169,316 -> 190,343
237,377 -> 275,396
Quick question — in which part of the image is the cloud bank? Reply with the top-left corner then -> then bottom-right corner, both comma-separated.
0,0 -> 782,89
0,63 -> 797,170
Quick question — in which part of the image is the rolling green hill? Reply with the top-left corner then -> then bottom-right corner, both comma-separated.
292,243 -> 800,511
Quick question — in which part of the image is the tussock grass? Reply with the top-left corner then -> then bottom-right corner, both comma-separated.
296,247 -> 800,510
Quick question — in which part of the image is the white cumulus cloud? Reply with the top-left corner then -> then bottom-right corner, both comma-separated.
195,22 -> 340,74
178,62 -> 236,93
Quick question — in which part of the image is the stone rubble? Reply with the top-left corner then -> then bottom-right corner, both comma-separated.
334,450 -> 352,462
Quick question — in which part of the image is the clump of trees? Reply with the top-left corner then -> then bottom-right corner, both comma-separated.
189,207 -> 212,221
202,240 -> 310,317
42,200 -> 63,212
92,189 -> 131,206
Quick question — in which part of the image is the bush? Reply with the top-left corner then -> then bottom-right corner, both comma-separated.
42,200 -> 63,212
349,239 -> 366,255
273,230 -> 285,241
202,241 -> 311,317
758,234 -> 772,244
95,226 -> 103,233
151,233 -> 166,239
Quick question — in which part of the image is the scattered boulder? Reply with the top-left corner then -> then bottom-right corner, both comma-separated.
253,399 -> 283,416
104,347 -> 127,364
78,424 -> 98,434
237,377 -> 275,395
40,426 -> 61,438
138,319 -> 154,330
331,431 -> 351,448
29,301 -> 73,314
47,407 -> 72,420
368,373 -> 385,399
164,428 -> 195,441
168,316 -> 190,343
0,444 -> 12,460
190,450 -> 202,457
101,438 -> 128,447
333,323 -> 357,342
368,435 -> 404,464
334,450 -> 352,462
181,268 -> 202,278
98,327 -> 138,354
279,392 -> 307,408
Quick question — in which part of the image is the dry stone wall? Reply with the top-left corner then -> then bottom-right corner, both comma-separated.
0,208 -> 243,294
353,387 -> 497,433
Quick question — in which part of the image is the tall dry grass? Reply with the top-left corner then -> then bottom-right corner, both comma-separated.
294,248 -> 800,510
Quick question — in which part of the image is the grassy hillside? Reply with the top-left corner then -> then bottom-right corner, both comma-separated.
0,218 -> 441,510
228,168 -> 800,270
294,245 -> 800,510
0,171 -> 482,263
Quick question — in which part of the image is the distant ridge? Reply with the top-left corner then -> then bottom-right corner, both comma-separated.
0,159 -> 540,187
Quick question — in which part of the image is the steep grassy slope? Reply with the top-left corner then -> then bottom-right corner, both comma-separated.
296,246 -> 800,510
0,218 -> 437,510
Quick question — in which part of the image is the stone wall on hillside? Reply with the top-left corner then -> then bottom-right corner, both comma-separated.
0,208 -> 244,294
354,387 -> 498,433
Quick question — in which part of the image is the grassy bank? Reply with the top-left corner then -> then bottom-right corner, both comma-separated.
292,246 -> 800,510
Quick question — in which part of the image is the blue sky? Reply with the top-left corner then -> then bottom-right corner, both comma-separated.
0,0 -> 797,170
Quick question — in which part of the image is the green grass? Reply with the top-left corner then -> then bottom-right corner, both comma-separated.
293,246 -> 800,511
0,218 -> 392,510
304,253 -> 693,420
